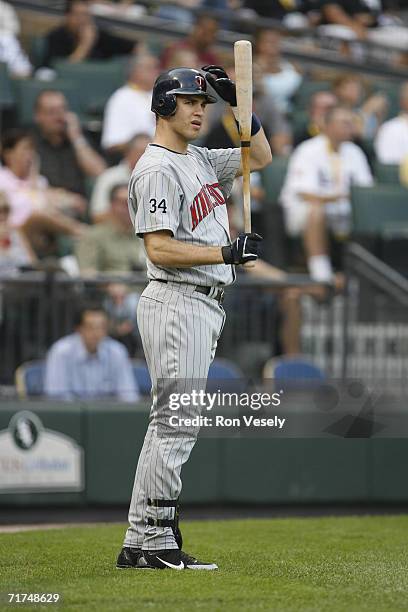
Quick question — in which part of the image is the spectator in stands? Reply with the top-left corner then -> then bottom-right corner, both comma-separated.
103,282 -> 142,357
0,33 -> 32,78
0,191 -> 36,273
43,0 -> 137,67
33,90 -> 106,208
76,183 -> 145,273
243,0 -> 321,28
319,0 -> 408,58
162,48 -> 200,71
0,1 -> 32,76
90,133 -> 150,222
101,54 -> 159,153
280,106 -> 373,282
294,90 -> 338,146
375,82 -> 408,164
0,1 -> 20,36
0,129 -> 84,256
253,27 -> 302,114
160,14 -> 221,69
155,0 -> 200,24
332,74 -> 388,140
44,303 -> 139,401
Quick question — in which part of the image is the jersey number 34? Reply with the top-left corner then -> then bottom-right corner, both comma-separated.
149,198 -> 167,213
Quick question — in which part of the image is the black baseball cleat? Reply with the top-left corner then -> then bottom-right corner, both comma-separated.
116,546 -> 153,569
143,548 -> 218,571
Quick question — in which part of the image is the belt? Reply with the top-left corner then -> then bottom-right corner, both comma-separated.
153,279 -> 224,304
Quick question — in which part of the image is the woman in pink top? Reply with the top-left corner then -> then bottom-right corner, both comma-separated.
0,129 -> 83,254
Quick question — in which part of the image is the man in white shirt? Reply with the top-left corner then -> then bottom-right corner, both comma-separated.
280,106 -> 373,282
101,54 -> 159,154
375,82 -> 408,165
90,133 -> 150,222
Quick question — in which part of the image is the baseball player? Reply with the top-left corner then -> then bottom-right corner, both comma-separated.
116,65 -> 272,570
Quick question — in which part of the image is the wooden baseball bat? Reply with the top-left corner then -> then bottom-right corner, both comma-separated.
234,40 -> 254,267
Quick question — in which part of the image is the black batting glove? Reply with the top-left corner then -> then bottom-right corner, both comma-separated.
202,65 -> 237,106
222,233 -> 263,265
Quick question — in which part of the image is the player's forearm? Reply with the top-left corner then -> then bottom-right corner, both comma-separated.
248,128 -> 272,171
145,234 -> 224,268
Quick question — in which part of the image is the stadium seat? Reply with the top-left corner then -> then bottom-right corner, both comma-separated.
206,358 -> 246,393
373,161 -> 401,185
260,156 -> 289,205
14,78 -> 81,126
15,360 -> 45,398
53,60 -> 127,117
0,62 -> 15,109
351,185 -> 408,235
131,359 -> 152,396
208,358 -> 244,380
29,35 -> 48,70
263,356 -> 326,390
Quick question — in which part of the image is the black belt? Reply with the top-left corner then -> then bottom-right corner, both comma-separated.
153,279 -> 224,304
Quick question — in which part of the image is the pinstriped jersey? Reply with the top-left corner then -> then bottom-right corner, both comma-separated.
128,143 -> 241,287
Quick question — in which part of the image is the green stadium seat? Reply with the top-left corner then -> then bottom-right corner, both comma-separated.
261,156 -> 289,205
290,109 -> 309,143
14,78 -> 81,126
53,60 -> 127,117
29,35 -> 48,70
0,62 -> 15,109
351,185 -> 408,235
373,161 -> 401,186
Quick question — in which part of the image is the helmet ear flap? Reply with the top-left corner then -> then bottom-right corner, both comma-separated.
155,92 -> 177,117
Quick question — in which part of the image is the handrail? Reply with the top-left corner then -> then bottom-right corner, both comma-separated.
346,242 -> 408,307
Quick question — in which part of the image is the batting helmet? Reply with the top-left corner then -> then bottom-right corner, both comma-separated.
151,67 -> 217,117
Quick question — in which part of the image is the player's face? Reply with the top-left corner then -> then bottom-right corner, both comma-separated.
171,96 -> 207,141
78,312 -> 108,354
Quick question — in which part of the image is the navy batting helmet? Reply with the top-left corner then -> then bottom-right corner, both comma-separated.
151,67 -> 217,117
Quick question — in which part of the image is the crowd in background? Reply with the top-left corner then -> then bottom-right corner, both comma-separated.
1,0 -> 408,392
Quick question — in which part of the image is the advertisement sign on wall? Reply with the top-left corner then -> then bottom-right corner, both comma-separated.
0,411 -> 84,493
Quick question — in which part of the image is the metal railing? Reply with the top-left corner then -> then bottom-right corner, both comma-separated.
1,247 -> 407,389
0,271 -> 337,386
341,243 -> 408,384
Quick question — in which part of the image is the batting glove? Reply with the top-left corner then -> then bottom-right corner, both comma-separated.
222,233 -> 263,265
202,65 -> 237,106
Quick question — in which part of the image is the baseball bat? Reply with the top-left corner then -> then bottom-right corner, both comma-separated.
234,40 -> 254,267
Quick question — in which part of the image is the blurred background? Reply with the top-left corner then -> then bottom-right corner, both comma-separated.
1,0 -> 408,524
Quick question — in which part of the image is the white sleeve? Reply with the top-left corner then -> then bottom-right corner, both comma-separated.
102,91 -> 134,149
375,123 -> 399,164
205,147 -> 241,199
129,171 -> 181,237
44,345 -> 72,400
284,147 -> 318,195
351,148 -> 374,186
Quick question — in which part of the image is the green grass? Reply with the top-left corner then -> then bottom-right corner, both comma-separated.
2,516 -> 408,611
